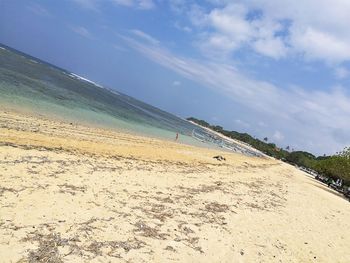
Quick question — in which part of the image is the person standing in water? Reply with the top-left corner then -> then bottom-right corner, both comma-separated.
175,133 -> 179,141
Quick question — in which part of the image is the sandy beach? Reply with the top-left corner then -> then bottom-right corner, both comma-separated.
0,109 -> 349,263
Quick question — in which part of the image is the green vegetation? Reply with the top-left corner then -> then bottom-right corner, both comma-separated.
187,117 -> 350,185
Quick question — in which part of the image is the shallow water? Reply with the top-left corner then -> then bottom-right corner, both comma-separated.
0,44 -> 262,156
0,45 -> 210,147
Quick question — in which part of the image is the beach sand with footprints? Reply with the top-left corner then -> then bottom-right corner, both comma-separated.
0,109 -> 349,262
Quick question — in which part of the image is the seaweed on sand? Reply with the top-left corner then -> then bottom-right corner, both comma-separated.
21,230 -> 146,261
83,238 -> 146,258
204,202 -> 229,213
58,183 -> 86,195
133,221 -> 168,240
0,186 -> 18,196
21,232 -> 68,263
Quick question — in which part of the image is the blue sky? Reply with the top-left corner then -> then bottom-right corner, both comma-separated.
1,0 -> 350,155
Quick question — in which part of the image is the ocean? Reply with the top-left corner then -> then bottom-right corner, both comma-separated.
0,44 -> 262,157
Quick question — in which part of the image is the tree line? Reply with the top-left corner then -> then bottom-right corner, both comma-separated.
187,117 -> 350,185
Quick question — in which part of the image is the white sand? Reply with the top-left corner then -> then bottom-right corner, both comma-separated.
0,110 -> 349,262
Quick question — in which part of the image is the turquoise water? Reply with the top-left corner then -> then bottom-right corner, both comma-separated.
0,44 -> 263,156
0,45 -> 209,148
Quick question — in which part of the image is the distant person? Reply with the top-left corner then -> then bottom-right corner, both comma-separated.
327,178 -> 333,187
175,133 -> 179,141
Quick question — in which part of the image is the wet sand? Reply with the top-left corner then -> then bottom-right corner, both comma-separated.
0,109 -> 349,262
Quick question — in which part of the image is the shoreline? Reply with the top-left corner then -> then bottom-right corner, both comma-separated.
188,120 -> 268,158
0,109 -> 262,164
0,101 -> 221,153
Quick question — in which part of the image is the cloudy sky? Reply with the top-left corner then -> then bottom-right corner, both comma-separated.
1,0 -> 350,155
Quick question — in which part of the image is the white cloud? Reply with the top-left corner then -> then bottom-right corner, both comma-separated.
235,119 -> 250,128
186,0 -> 350,64
209,4 -> 253,45
123,34 -> 350,154
252,37 -> 287,59
112,0 -> 155,10
290,27 -> 350,63
172,81 -> 181,86
273,130 -> 284,142
174,22 -> 192,33
131,29 -> 160,45
138,0 -> 155,10
188,3 -> 288,59
334,67 -> 350,80
71,26 -> 93,39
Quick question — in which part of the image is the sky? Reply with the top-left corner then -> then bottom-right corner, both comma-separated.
1,0 -> 350,155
